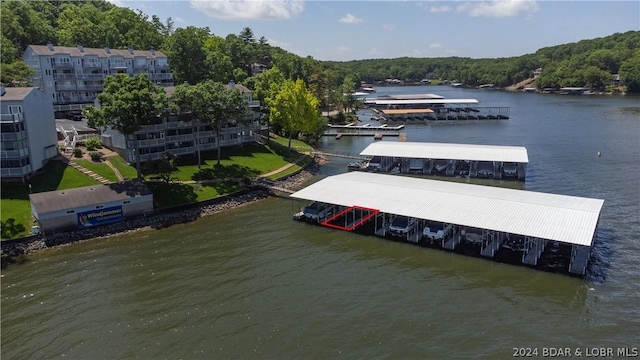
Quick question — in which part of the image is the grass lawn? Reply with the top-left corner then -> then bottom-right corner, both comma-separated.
73,159 -> 119,183
107,155 -> 138,180
268,155 -> 313,180
147,181 -> 241,208
151,144 -> 295,182
268,134 -> 313,154
1,160 -> 100,240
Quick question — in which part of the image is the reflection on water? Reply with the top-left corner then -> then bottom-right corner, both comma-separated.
2,87 -> 639,358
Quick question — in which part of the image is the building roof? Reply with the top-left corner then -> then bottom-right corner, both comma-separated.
27,44 -> 167,59
290,172 -> 603,247
373,99 -> 480,105
360,141 -> 529,163
0,87 -> 36,101
30,181 -> 152,214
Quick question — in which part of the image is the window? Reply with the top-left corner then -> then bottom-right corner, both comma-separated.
66,210 -> 76,214
123,200 -> 131,205
95,205 -> 104,209
8,106 -> 22,114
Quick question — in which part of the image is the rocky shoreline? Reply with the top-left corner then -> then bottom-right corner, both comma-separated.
1,162 -> 319,268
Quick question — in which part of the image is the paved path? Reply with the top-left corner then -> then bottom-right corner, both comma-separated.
259,154 -> 309,178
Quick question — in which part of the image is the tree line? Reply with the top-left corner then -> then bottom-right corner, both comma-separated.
2,1 -> 639,97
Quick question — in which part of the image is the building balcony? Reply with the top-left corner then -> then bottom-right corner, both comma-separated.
82,62 -> 102,68
166,134 -> 192,142
155,63 -> 170,69
1,148 -> 29,159
110,63 -> 127,69
134,62 -> 148,69
52,62 -> 73,68
165,120 -> 193,129
0,113 -> 23,122
1,165 -> 32,178
55,83 -> 77,91
151,73 -> 174,80
0,131 -> 27,141
77,95 -> 97,103
76,73 -> 104,80
53,73 -> 76,80
248,100 -> 260,108
76,84 -> 103,91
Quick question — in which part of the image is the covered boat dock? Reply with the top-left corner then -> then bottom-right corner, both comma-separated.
358,141 -> 528,180
290,172 -> 603,276
367,98 -> 509,120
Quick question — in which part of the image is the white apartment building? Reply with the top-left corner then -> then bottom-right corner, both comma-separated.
23,43 -> 174,114
101,81 -> 263,164
0,86 -> 58,181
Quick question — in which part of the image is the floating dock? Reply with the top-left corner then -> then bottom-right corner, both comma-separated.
291,172 -> 603,276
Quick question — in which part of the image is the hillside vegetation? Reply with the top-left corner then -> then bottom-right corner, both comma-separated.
1,0 -> 639,93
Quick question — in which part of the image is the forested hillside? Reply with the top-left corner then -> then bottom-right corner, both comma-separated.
325,31 -> 640,92
1,0 -> 639,93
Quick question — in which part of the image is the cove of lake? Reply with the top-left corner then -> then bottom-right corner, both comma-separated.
2,86 -> 639,359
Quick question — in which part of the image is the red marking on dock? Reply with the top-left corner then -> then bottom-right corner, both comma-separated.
321,206 -> 380,231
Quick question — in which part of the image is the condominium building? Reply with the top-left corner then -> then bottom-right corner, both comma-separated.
101,81 -> 263,164
23,43 -> 174,114
0,86 -> 58,181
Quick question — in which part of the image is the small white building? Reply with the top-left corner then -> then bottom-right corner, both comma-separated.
0,86 -> 58,181
29,180 -> 153,233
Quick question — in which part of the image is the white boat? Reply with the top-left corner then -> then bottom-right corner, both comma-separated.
360,87 -> 376,93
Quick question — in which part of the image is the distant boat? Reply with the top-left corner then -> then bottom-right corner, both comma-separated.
451,83 -> 462,88
360,87 -> 376,93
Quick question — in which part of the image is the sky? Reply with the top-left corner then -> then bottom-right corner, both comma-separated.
108,0 -> 640,61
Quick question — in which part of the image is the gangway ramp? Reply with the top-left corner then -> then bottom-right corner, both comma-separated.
321,206 -> 379,231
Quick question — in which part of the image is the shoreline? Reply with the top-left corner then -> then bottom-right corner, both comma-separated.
1,162 -> 319,268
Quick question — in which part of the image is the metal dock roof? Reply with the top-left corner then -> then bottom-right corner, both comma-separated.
360,141 -> 529,163
290,172 -> 603,247
373,99 -> 480,105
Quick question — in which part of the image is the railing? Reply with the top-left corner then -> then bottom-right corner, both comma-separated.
1,166 -> 31,178
76,73 -> 104,80
166,134 -> 192,142
52,62 -> 73,68
76,84 -> 103,91
0,132 -> 27,141
53,73 -> 76,80
77,96 -> 97,102
138,124 -> 166,132
165,120 -> 193,129
55,83 -> 77,91
134,62 -> 148,69
248,100 -> 260,107
0,148 -> 29,159
152,73 -> 174,80
0,113 -> 23,122
136,138 -> 165,147
82,62 -> 102,68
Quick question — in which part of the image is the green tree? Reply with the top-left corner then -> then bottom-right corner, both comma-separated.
171,80 -> 248,167
85,74 -> 168,179
619,52 -> 640,93
165,26 -> 210,84
203,36 -> 234,82
247,67 -> 286,140
0,61 -> 34,87
270,79 -> 321,148
156,152 -> 178,183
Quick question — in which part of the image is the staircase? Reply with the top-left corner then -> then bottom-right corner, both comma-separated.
67,161 -> 111,184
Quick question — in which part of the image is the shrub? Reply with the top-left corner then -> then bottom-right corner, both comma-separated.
89,151 -> 102,162
85,137 -> 102,151
73,148 -> 82,158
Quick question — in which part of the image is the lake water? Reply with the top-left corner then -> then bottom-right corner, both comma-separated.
2,86 -> 639,359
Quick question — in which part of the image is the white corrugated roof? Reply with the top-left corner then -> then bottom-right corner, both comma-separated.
374,99 -> 480,105
290,172 -> 603,247
360,141 -> 529,163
